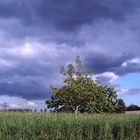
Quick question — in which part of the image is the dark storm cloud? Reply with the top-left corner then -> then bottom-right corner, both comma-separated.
0,82 -> 49,99
36,0 -> 127,30
85,52 -> 140,76
85,52 -> 131,74
0,0 -> 140,100
0,0 -> 138,32
1,0 -> 140,44
0,53 -> 62,99
116,63 -> 140,76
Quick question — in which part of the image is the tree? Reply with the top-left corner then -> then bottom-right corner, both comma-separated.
126,104 -> 140,111
85,86 -> 118,113
0,102 -> 9,110
115,99 -> 126,113
46,56 -> 119,114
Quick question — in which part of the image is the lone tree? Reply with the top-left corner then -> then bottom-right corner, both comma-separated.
0,102 -> 9,110
46,56 -> 121,114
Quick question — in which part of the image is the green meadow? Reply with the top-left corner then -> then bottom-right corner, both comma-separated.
0,112 -> 139,140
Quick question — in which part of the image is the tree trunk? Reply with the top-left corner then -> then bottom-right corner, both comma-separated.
75,106 -> 79,116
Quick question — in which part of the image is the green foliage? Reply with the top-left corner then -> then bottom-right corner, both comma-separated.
85,86 -> 118,113
116,99 -> 126,113
46,56 -> 121,114
0,112 -> 139,140
127,104 -> 140,111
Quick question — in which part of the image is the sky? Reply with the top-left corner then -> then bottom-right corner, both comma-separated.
0,0 -> 140,110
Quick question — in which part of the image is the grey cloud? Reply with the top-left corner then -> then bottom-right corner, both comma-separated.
0,82 -> 48,100
0,0 -> 140,100
1,0 -> 140,44
0,0 -> 138,32
0,42 -> 71,99
85,52 -> 131,74
85,52 -> 140,76
122,87 -> 140,96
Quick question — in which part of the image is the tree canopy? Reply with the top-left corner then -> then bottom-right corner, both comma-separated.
115,99 -> 126,113
46,56 -> 124,114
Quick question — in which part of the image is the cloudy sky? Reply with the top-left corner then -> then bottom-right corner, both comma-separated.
0,0 -> 140,110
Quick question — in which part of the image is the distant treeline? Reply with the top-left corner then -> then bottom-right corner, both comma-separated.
0,108 -> 48,112
0,109 -> 32,112
0,105 -> 140,113
126,104 -> 140,111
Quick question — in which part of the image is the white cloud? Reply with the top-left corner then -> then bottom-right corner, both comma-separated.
94,72 -> 119,83
0,95 -> 46,110
122,58 -> 140,67
27,101 -> 37,107
7,42 -> 37,58
9,103 -> 18,108
21,43 -> 35,56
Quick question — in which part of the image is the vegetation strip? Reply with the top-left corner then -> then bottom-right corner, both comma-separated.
0,112 -> 139,140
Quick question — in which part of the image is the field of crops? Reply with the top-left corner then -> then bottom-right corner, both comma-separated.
0,112 -> 139,140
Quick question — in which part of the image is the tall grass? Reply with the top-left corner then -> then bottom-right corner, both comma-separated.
0,112 -> 139,140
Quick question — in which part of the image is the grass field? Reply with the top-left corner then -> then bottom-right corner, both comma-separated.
0,112 -> 139,140
126,111 -> 140,115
